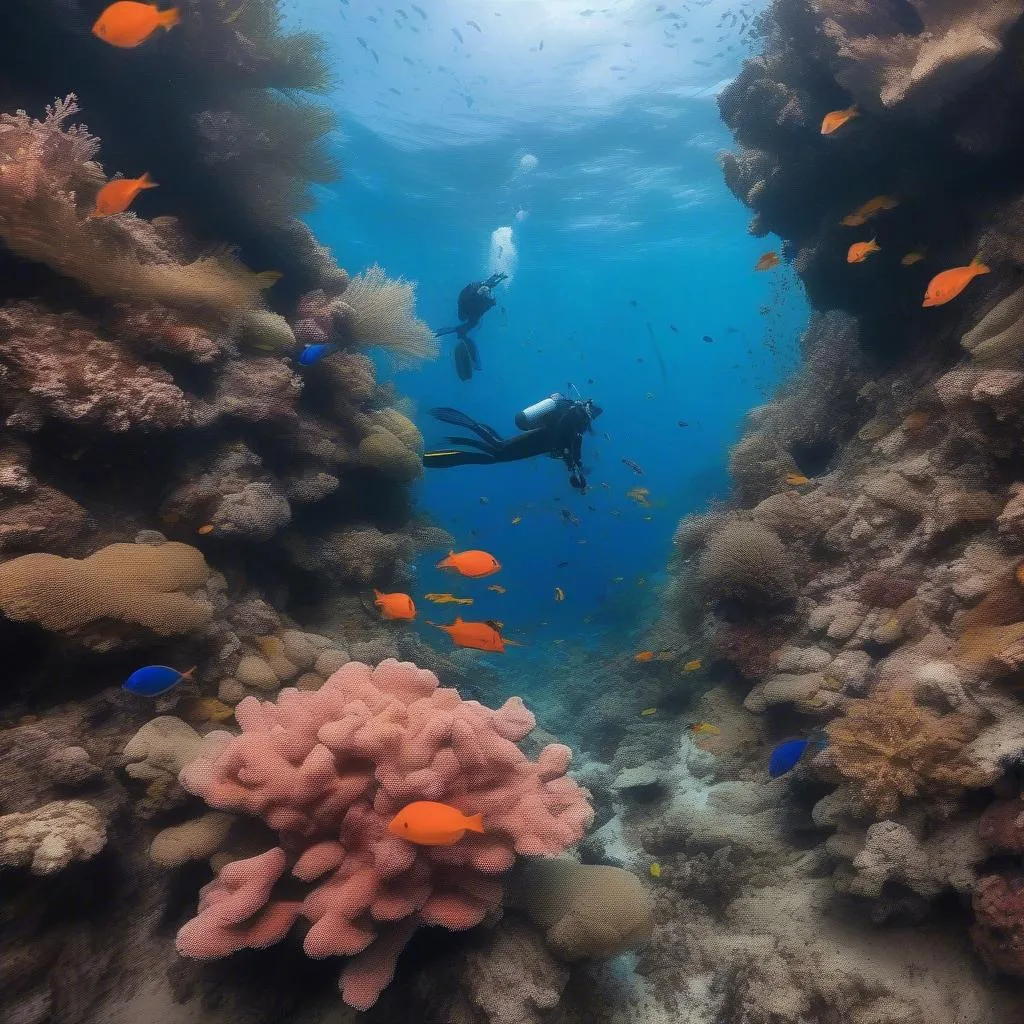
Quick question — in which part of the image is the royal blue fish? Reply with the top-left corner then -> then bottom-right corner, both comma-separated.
123,665 -> 195,697
769,736 -> 826,778
298,343 -> 339,366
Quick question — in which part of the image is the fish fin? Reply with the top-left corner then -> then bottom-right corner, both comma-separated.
161,8 -> 182,30
971,258 -> 991,274
179,665 -> 198,680
465,813 -> 485,833
454,616 -> 463,624
138,172 -> 159,189
373,589 -> 383,599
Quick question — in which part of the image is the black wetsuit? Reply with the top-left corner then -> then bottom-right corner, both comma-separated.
435,272 -> 507,380
423,399 -> 598,490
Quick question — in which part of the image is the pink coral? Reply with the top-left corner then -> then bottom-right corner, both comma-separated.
175,659 -> 593,1010
971,872 -> 1024,978
979,796 -> 1024,853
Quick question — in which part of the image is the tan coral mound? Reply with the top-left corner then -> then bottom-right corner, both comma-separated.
826,691 -> 993,818
0,541 -> 211,635
0,799 -> 106,875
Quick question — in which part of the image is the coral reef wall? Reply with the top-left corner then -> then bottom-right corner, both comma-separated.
624,0 -> 1024,1018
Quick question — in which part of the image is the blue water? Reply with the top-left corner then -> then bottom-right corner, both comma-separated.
297,0 -> 807,652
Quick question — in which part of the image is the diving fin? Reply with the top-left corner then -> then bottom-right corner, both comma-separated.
454,340 -> 473,381
463,335 -> 482,371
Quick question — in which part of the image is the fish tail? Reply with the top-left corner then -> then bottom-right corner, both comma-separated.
161,8 -> 182,30
180,665 -> 197,680
138,172 -> 159,189
971,257 -> 991,274
465,813 -> 485,834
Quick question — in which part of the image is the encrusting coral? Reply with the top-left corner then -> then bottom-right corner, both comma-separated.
172,659 -> 594,1010
0,799 -> 106,875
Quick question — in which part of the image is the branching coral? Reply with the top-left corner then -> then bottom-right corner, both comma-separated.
0,303 -> 191,432
341,264 -> 438,366
699,521 -> 796,612
825,691 -> 993,819
173,659 -> 593,1010
0,96 -> 260,316
0,541 -> 212,645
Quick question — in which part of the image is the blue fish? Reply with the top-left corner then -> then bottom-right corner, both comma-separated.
769,736 -> 826,777
123,665 -> 194,697
298,343 -> 339,366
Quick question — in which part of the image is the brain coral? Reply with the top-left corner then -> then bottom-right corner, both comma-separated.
699,520 -> 796,612
0,541 -> 211,642
174,659 -> 593,1010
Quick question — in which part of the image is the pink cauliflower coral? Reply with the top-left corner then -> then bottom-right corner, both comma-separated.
175,658 -> 593,1009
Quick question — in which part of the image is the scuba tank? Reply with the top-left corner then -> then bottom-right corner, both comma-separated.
515,393 -> 564,430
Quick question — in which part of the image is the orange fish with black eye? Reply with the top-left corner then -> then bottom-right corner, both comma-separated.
92,2 -> 181,48
821,104 -> 859,135
754,251 -> 780,272
386,800 -> 485,846
91,173 -> 158,217
847,239 -> 880,264
429,617 -> 505,652
922,258 -> 990,307
374,590 -> 416,621
436,549 -> 501,578
634,651 -> 655,663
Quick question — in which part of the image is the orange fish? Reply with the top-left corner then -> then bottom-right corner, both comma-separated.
92,2 -> 181,47
688,722 -> 720,736
430,617 -> 505,652
784,472 -> 809,486
821,104 -> 859,136
634,651 -> 655,663
754,251 -> 780,271
922,258 -> 990,308
196,523 -> 214,535
1016,562 -> 1024,587
683,659 -> 702,672
487,584 -> 506,594
91,173 -> 158,217
386,800 -> 485,846
847,239 -> 880,264
840,195 -> 899,227
374,590 -> 416,621
436,549 -> 501,578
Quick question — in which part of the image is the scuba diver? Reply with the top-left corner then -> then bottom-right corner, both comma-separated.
423,388 -> 602,491
435,271 -> 508,381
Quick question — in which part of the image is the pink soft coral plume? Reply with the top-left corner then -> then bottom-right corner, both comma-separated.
174,658 -> 593,1009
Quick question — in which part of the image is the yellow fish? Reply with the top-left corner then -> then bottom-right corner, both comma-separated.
688,722 -> 720,736
197,523 -> 215,535
784,472 -> 809,486
487,584 -> 506,594
654,650 -> 676,662
683,659 -> 702,672
627,487 -> 651,506
424,593 -> 474,606
839,195 -> 899,227
180,698 -> 235,723
640,707 -> 657,716
253,270 -> 283,289
649,862 -> 662,878
554,587 -> 565,602
901,249 -> 926,266
511,516 -> 522,525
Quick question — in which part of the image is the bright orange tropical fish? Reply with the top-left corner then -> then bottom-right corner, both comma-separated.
821,104 -> 859,135
634,651 -> 654,663
430,617 -> 505,652
91,173 -> 158,217
840,195 -> 899,227
922,258 -> 990,307
374,590 -> 416,621
683,659 -> 703,672
784,472 -> 809,486
387,801 -> 485,846
847,239 -> 880,264
196,523 -> 214,535
436,549 -> 501,578
754,251 -> 780,271
92,2 -> 180,48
